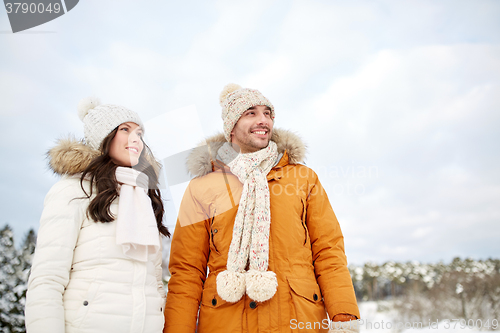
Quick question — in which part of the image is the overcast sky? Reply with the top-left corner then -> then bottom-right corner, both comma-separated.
1,0 -> 499,265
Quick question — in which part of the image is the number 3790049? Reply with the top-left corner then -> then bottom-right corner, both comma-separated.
443,319 -> 498,330
5,2 -> 62,14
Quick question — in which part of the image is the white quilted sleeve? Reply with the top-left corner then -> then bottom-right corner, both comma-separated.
25,177 -> 86,333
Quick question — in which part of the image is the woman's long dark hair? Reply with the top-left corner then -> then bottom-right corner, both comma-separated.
80,127 -> 170,237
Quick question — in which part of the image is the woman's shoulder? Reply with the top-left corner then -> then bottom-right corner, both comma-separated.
45,175 -> 91,202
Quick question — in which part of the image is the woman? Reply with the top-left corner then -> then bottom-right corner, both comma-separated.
25,97 -> 169,333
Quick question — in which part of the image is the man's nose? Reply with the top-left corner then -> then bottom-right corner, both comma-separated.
257,112 -> 270,125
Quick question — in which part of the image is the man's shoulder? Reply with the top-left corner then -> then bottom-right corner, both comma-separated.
280,163 -> 319,181
189,168 -> 232,184
187,169 -> 241,196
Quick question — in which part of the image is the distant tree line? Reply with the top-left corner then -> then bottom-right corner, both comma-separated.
349,258 -> 500,324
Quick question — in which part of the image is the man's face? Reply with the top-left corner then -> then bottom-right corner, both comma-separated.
231,105 -> 273,154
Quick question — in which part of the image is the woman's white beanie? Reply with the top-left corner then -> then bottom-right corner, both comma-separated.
219,84 -> 275,142
77,97 -> 144,150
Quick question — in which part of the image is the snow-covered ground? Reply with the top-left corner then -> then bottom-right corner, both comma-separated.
359,301 -> 496,333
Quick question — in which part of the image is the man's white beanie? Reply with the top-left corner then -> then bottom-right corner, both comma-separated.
219,83 -> 275,142
77,97 -> 144,150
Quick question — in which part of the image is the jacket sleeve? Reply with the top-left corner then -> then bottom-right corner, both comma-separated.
25,178 -> 86,333
305,172 -> 360,319
163,180 -> 210,333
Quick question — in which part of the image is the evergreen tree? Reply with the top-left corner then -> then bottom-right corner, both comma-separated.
12,229 -> 36,333
18,229 -> 36,290
0,225 -> 23,333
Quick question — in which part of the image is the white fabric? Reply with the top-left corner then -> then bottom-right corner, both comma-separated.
115,167 -> 160,262
215,142 -> 279,303
329,320 -> 361,333
25,176 -> 165,333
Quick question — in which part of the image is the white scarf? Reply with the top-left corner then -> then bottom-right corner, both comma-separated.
216,141 -> 279,303
115,167 -> 160,262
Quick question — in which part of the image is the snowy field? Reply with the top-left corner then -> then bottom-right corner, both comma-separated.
359,301 -> 497,333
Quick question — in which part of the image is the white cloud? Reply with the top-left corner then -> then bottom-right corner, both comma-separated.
295,43 -> 500,263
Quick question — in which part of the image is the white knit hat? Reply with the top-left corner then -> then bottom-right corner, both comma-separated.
77,97 -> 144,150
219,84 -> 275,142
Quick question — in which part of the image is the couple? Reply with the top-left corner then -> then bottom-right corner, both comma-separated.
25,84 -> 360,333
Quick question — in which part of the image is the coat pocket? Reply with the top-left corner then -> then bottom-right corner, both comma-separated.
288,277 -> 328,332
201,288 -> 228,309
73,281 -> 100,329
198,277 -> 244,332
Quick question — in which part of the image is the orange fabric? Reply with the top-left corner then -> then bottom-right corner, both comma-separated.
332,314 -> 358,322
164,151 -> 360,333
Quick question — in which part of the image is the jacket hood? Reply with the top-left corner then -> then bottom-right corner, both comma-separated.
47,137 -> 161,176
186,128 -> 307,178
47,138 -> 100,176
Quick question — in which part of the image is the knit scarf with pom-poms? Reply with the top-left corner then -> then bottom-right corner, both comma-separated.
216,141 -> 279,303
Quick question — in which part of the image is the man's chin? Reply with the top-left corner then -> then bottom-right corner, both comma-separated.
252,140 -> 271,150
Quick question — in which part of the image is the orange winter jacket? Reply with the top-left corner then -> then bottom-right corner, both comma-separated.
164,129 -> 359,333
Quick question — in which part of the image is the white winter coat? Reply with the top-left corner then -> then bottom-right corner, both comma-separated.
25,139 -> 166,333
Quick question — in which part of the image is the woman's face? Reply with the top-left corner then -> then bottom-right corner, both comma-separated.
109,122 -> 144,167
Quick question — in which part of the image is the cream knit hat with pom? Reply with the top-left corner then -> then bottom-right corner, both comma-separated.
219,84 -> 275,142
77,97 -> 144,150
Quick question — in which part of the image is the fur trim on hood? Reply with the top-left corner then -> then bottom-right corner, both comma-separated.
47,137 -> 161,176
47,138 -> 100,176
186,128 -> 307,178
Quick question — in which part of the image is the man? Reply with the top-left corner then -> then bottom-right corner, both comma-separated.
163,84 -> 359,333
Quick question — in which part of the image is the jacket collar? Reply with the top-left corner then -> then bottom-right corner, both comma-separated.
186,128 -> 307,178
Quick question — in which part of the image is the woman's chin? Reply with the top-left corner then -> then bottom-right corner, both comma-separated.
111,157 -> 139,167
